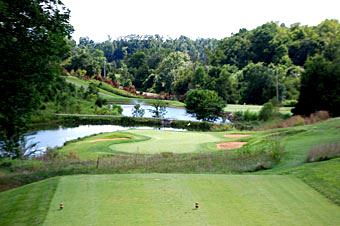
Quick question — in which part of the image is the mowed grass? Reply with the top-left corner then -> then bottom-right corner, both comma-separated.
0,177 -> 59,226
271,158 -> 340,206
58,132 -> 149,159
109,130 -> 223,154
39,174 -> 340,226
224,104 -> 292,114
58,130 -> 224,158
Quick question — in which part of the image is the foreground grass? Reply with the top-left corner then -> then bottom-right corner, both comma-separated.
268,158 -> 340,205
37,174 -> 340,226
0,177 -> 59,226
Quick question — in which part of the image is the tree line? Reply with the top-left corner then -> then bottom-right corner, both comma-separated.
64,20 -> 340,116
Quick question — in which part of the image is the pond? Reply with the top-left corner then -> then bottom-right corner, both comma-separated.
120,104 -> 199,121
119,104 -> 227,123
24,125 -> 185,155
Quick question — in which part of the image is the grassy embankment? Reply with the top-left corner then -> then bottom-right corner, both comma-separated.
65,76 -> 185,107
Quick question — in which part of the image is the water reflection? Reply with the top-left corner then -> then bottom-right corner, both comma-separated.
24,125 -> 185,154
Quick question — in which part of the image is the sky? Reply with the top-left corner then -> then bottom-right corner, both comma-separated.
62,0 -> 340,42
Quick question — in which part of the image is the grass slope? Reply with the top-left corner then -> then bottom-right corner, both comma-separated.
0,177 -> 59,226
274,158 -> 340,205
65,76 -> 185,107
41,174 -> 340,226
275,118 -> 340,168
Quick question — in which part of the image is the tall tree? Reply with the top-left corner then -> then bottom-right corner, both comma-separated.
0,0 -> 73,158
294,55 -> 340,116
153,52 -> 192,93
238,63 -> 276,104
185,89 -> 225,121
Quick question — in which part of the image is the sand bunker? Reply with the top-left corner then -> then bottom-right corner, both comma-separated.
224,134 -> 250,138
217,142 -> 247,150
88,138 -> 129,143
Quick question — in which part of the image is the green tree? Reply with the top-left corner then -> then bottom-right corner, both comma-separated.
185,89 -> 225,121
153,52 -> 192,93
259,102 -> 276,121
0,0 -> 73,158
249,22 -> 287,64
66,45 -> 106,76
238,63 -> 277,104
210,29 -> 251,68
149,101 -> 168,118
132,104 -> 145,117
294,53 -> 340,116
192,66 -> 208,88
126,51 -> 149,90
213,65 -> 240,103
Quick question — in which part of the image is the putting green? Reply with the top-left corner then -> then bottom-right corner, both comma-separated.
43,174 -> 340,226
109,130 -> 222,154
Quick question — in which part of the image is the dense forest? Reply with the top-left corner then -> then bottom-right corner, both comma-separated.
64,20 -> 340,115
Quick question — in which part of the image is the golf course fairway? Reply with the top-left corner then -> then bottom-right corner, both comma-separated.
109,130 -> 222,154
40,174 -> 340,226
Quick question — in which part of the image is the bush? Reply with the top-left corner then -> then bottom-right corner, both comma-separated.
308,111 -> 330,123
232,111 -> 259,122
95,97 -> 107,107
306,142 -> 340,162
243,110 -> 259,121
259,102 -> 275,121
279,115 -> 305,128
282,99 -> 298,107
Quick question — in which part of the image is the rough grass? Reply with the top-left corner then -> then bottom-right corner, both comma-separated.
40,174 -> 340,226
306,142 -> 340,162
0,177 -> 59,226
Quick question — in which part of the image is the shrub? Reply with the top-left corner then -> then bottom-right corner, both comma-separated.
268,141 -> 285,162
243,110 -> 259,121
95,97 -> 107,107
232,111 -> 258,122
282,99 -> 298,107
306,142 -> 340,162
280,115 -> 305,127
160,152 -> 174,158
309,111 -> 330,123
259,102 -> 275,121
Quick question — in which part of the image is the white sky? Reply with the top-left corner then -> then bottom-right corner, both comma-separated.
62,0 -> 340,42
